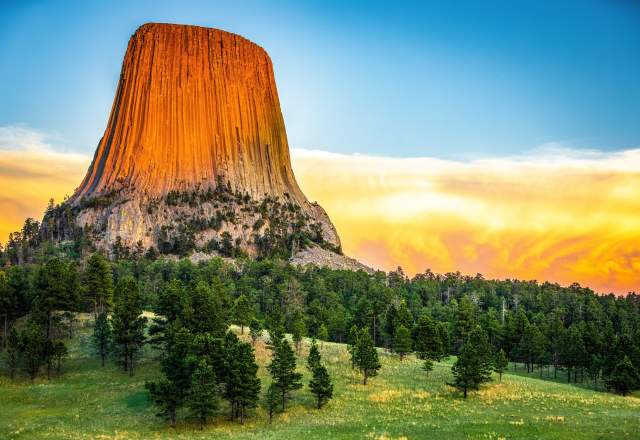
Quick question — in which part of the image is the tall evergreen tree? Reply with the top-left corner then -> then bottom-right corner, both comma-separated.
606,356 -> 639,396
92,312 -> 112,367
307,338 -> 321,372
111,277 -> 146,376
263,382 -> 279,424
454,296 -> 476,347
393,324 -> 412,360
187,359 -> 219,429
267,337 -> 303,411
354,328 -> 381,385
451,326 -> 493,398
309,362 -> 333,409
494,349 -> 509,381
146,326 -> 195,426
249,318 -> 262,346
83,253 -> 113,317
317,323 -> 329,345
516,323 -> 547,373
149,279 -> 187,348
413,315 -> 444,361
33,257 -> 80,339
20,320 -> 48,381
187,280 -> 230,337
234,294 -> 252,334
221,332 -> 261,423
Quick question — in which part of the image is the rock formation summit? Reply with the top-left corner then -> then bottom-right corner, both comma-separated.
48,23 -> 341,258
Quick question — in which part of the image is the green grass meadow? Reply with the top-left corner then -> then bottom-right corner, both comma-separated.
1,320 -> 639,439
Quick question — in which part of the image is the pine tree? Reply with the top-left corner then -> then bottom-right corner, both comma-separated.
451,326 -> 493,398
413,315 -> 444,361
188,359 -> 219,429
92,312 -> 112,367
317,323 -> 329,346
149,279 -> 187,348
383,303 -> 398,349
33,257 -> 81,340
588,354 -> 603,390
354,328 -> 381,385
393,325 -> 412,361
307,338 -> 321,372
146,326 -> 195,426
423,358 -> 434,376
396,300 -> 413,329
267,337 -> 303,411
347,325 -> 359,369
249,318 -> 262,346
454,296 -> 476,347
605,356 -> 639,396
234,294 -> 252,334
494,349 -> 509,381
516,323 -> 547,373
263,383 -> 279,424
111,277 -> 146,376
186,280 -> 230,337
221,332 -> 261,423
83,253 -> 113,317
309,363 -> 333,409
20,320 -> 47,381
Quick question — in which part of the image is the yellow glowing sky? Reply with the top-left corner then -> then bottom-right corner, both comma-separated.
1,126 -> 639,294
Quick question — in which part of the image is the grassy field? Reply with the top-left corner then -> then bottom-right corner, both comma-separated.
1,318 -> 639,440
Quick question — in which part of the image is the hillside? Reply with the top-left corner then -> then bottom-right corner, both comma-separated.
1,317 -> 638,440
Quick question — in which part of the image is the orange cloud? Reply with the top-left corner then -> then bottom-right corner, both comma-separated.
291,147 -> 640,294
1,126 -> 638,294
0,126 -> 89,241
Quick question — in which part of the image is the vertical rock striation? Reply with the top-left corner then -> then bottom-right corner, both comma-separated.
77,23 -> 306,204
65,23 -> 340,252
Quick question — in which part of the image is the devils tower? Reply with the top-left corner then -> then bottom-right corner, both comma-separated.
44,23 -> 341,259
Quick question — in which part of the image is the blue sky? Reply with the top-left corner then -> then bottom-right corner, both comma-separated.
1,0 -> 639,158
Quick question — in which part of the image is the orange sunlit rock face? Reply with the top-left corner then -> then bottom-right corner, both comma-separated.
76,23 -> 309,207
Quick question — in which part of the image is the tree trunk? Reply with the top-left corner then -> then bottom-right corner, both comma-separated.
463,386 -> 468,398
363,371 -> 368,385
46,311 -> 51,340
282,389 -> 286,412
241,324 -> 244,334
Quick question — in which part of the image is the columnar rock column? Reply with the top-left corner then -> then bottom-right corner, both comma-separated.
71,22 -> 339,248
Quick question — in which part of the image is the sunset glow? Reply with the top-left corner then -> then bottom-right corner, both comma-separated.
291,148 -> 640,294
1,126 -> 638,294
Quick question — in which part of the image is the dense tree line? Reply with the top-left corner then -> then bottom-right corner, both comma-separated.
1,243 -> 639,398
